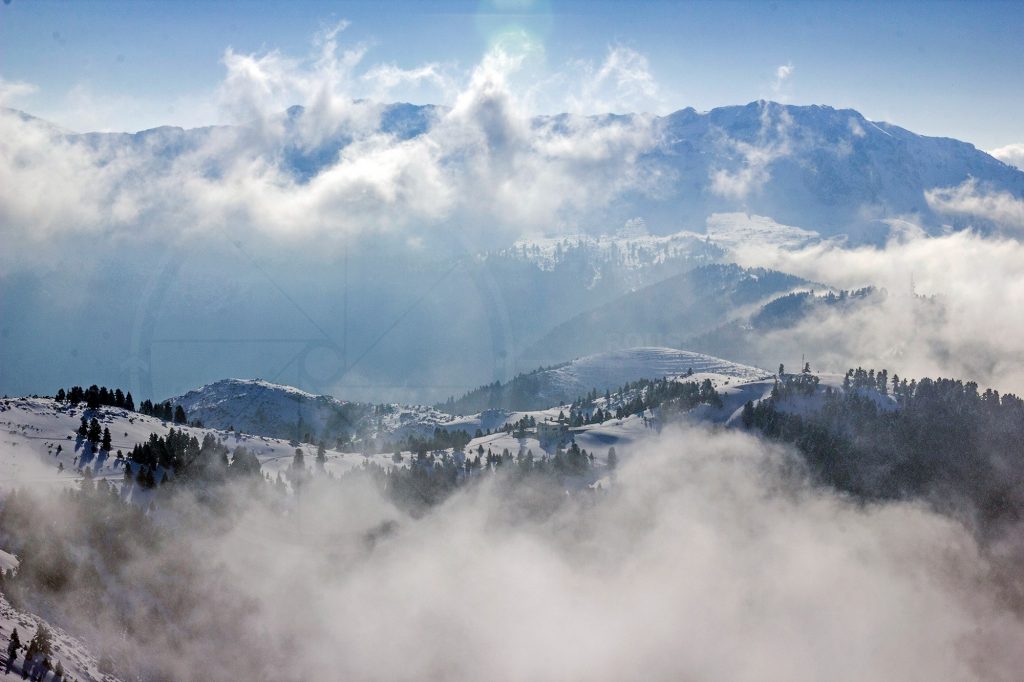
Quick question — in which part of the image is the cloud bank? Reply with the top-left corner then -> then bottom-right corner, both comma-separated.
991,143 -> 1024,170
0,27 -> 670,274
728,225 -> 1024,393
29,424 -> 1024,681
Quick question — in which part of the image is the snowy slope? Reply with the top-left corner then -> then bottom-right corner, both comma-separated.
1,593 -> 121,682
542,347 -> 768,401
0,397 -> 398,493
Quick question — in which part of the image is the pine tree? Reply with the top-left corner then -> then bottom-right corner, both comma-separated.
125,391 -> 135,411
6,627 -> 20,659
607,446 -> 618,470
55,388 -> 66,402
173,405 -> 187,424
53,660 -> 64,680
101,427 -> 112,451
87,418 -> 102,445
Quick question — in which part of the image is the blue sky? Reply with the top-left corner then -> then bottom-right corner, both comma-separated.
1,0 -> 1022,148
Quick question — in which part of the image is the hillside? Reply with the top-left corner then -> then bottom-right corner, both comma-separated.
442,346 -> 769,413
518,263 -> 813,368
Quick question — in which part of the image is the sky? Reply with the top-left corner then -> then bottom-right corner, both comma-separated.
1,0 -> 1022,150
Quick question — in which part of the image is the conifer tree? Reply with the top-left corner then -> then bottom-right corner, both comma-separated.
88,418 -> 102,445
6,627 -> 20,661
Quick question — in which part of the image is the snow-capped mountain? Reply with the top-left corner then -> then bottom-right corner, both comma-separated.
48,100 -> 1024,239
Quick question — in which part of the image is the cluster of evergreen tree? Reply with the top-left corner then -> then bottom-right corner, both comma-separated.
568,376 -> 723,422
771,362 -> 821,399
123,428 -> 262,489
742,370 -> 1024,530
341,439 -> 619,513
4,624 -> 62,681
55,384 -> 190,425
750,287 -> 877,330
136,399 -> 187,424
76,416 -> 112,452
56,384 -> 134,411
382,428 -> 473,459
501,415 -> 537,437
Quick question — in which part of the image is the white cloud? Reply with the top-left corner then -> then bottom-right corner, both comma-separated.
0,27 -> 667,274
0,76 -> 37,106
72,424 -> 1024,680
710,102 -> 794,200
729,226 -> 1024,393
990,143 -> 1024,170
770,62 -> 795,102
564,46 -> 663,115
925,178 -> 1024,233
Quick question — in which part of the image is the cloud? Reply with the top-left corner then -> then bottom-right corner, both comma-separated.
564,46 -> 662,115
360,62 -> 459,103
925,178 -> 1024,233
990,143 -> 1024,170
0,27 -> 668,274
710,102 -> 794,200
727,225 -> 1024,394
31,424 -> 1024,680
770,62 -> 795,102
0,76 -> 37,106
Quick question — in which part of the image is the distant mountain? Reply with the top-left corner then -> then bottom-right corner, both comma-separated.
518,263 -> 814,369
638,101 -> 1024,239
441,346 -> 769,413
51,100 -> 1024,239
172,378 -> 371,444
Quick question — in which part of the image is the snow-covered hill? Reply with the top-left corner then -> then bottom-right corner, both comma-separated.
443,346 -> 771,413
172,378 -> 369,445
541,347 -> 768,402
